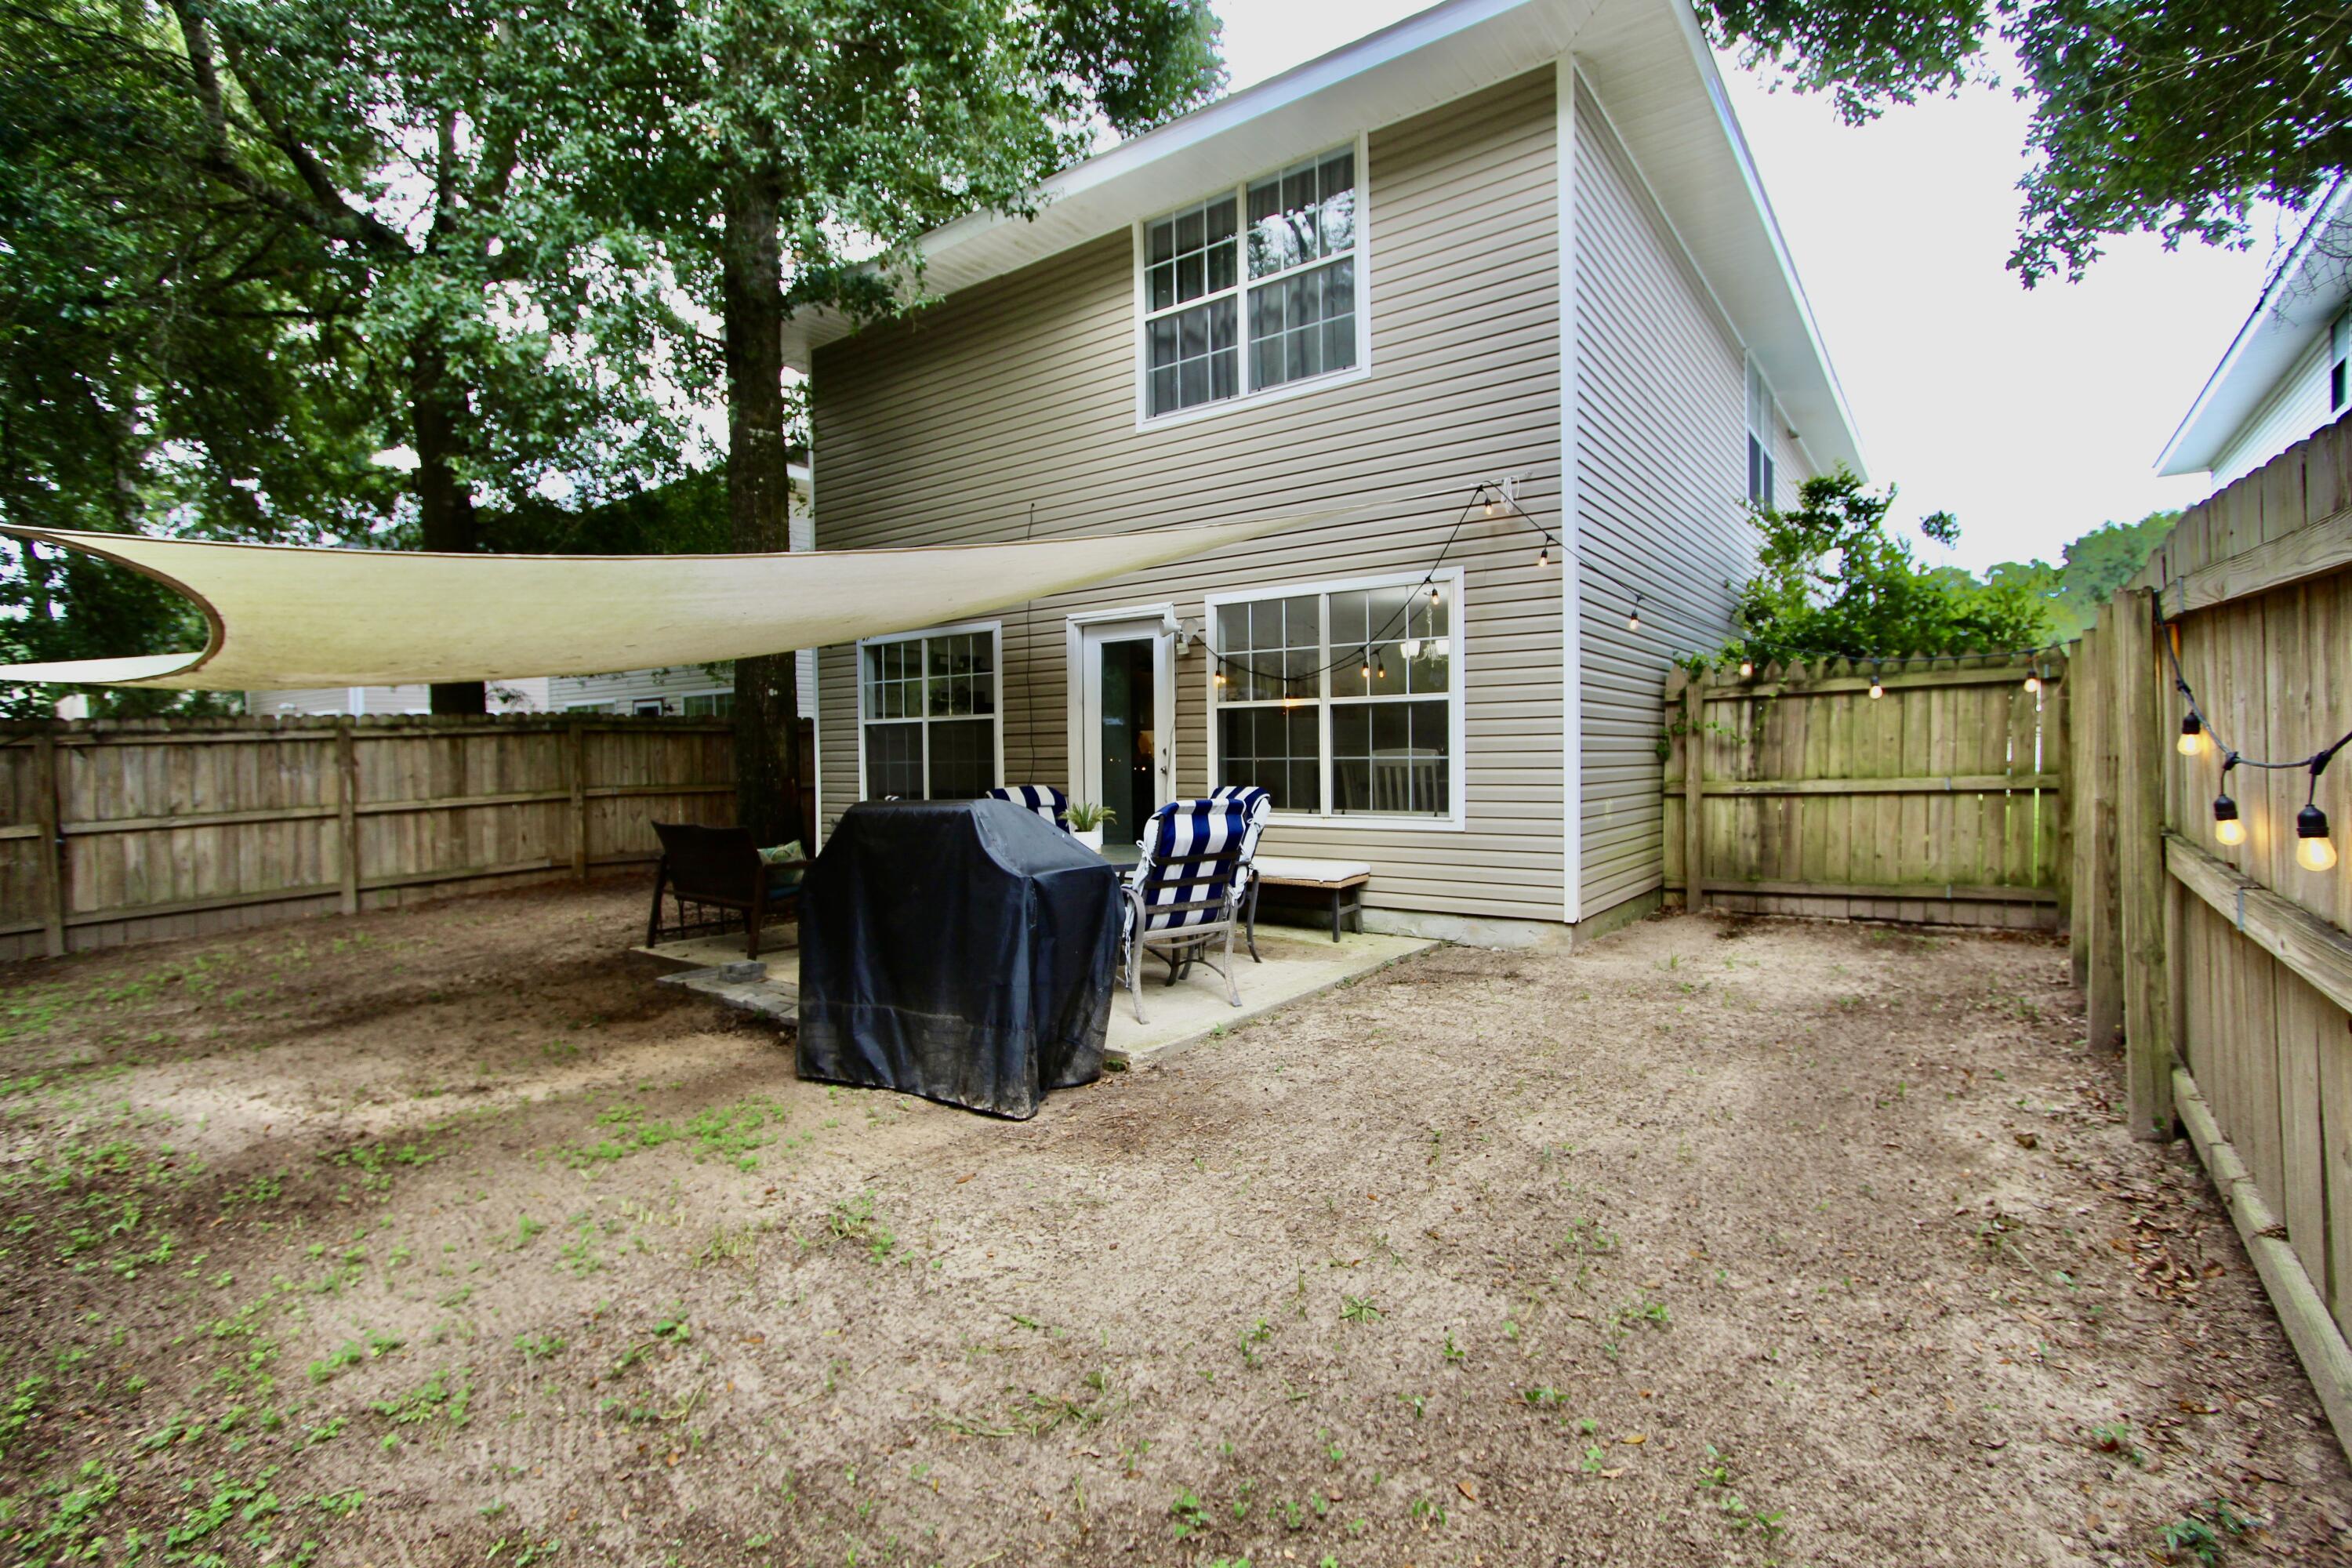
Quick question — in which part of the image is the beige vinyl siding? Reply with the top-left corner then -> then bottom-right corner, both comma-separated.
815,69 -> 1568,922
2212,332 -> 2332,488
1570,83 -> 1757,918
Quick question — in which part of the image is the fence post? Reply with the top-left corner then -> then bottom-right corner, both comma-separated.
2068,628 -> 2094,989
2114,587 -> 2175,1139
336,720 -> 360,916
33,730 -> 64,958
1682,670 -> 1705,911
568,720 -> 589,880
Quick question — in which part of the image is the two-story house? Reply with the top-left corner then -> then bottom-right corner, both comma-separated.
789,0 -> 1865,946
2159,178 -> 2351,489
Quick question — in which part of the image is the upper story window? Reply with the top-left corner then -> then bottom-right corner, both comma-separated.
1141,143 -> 1364,421
1746,360 -> 1777,506
2331,309 -> 2348,414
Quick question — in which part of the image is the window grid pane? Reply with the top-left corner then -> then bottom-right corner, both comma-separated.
1214,593 -> 1320,704
1218,705 -> 1320,814
1332,698 -> 1448,816
1248,256 -> 1356,393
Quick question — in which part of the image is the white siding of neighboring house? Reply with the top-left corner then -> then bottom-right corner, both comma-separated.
813,69 -> 1572,926
2212,333 -> 2333,488
246,679 -> 547,717
546,653 -> 814,717
1570,78 -> 1780,920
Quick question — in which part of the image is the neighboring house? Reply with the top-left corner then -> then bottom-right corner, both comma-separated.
246,679 -> 547,717
787,0 -> 1864,945
2158,178 -> 2351,488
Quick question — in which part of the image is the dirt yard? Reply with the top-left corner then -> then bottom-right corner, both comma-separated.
1,881 -> 2347,1568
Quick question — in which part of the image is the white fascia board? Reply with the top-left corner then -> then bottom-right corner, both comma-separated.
2157,178 -> 2351,477
1664,1 -> 1865,478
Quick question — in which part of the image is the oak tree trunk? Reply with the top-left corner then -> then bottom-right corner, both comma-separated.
408,336 -> 488,715
720,169 -> 806,846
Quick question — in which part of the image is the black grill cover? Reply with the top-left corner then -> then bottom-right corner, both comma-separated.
795,799 -> 1122,1118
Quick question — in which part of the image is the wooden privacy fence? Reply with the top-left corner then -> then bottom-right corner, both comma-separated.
0,715 -> 752,960
1664,655 -> 2067,927
2072,409 -> 2352,1459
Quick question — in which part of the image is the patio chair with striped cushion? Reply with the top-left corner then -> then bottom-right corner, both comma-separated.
985,784 -> 1069,830
1208,784 -> 1275,961
1118,797 -> 1258,1024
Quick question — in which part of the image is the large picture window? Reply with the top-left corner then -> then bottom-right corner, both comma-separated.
858,625 -> 1000,801
1141,143 -> 1364,421
1208,573 -> 1457,822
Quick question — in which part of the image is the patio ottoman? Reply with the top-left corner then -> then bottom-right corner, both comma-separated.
795,798 -> 1122,1119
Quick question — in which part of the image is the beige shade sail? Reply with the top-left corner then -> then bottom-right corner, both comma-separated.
0,506 -> 1360,691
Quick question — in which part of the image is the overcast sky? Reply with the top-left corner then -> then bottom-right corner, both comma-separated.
1215,2 -> 2296,573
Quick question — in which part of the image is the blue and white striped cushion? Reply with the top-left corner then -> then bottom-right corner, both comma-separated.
1129,799 -> 1253,933
986,784 -> 1069,830
1208,784 -> 1273,863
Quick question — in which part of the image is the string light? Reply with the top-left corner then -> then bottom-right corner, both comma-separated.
2164,601 -> 2346,876
1868,662 -> 1885,700
2023,661 -> 2042,695
2212,752 -> 2245,848
1626,592 -> 1642,634
1738,659 -> 1754,679
1536,542 -> 1549,568
2298,802 -> 2338,873
2299,751 -> 2339,872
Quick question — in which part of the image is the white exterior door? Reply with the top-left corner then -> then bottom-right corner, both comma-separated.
1071,616 -> 1174,856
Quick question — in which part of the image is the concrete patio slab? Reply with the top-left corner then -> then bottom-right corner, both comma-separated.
637,927 -> 1434,1068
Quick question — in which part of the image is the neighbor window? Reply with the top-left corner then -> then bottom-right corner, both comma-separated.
1209,575 -> 1456,819
859,624 -> 999,800
1746,360 -> 1777,506
632,699 -> 666,717
2332,310 -> 2348,414
1142,144 -> 1363,419
682,692 -> 733,717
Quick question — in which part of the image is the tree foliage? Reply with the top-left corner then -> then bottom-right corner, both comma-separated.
1699,0 -> 2352,282
1977,508 -> 2174,640
1723,469 -> 2055,664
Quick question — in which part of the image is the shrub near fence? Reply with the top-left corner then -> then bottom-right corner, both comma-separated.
0,714 -> 758,961
1664,654 -> 2067,928
2073,408 -> 2352,1461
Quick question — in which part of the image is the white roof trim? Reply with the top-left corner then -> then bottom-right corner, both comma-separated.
783,0 -> 1864,477
2157,178 -> 2351,476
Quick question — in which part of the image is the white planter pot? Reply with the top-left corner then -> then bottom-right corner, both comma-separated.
1073,826 -> 1105,854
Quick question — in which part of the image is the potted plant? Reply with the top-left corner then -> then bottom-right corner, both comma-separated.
1065,801 -> 1116,854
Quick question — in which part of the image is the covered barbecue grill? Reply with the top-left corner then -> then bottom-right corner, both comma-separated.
795,798 -> 1122,1118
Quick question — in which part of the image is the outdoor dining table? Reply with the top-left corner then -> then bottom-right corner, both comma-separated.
794,797 -> 1123,1118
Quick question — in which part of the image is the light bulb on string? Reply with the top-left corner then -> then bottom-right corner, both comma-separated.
2177,713 -> 2206,757
1738,659 -> 1755,679
1537,542 -> 1549,568
1626,592 -> 1642,634
2023,665 -> 2042,695
1868,664 -> 1885,700
2213,753 -> 2245,848
1376,650 -> 1388,681
2296,803 -> 2337,872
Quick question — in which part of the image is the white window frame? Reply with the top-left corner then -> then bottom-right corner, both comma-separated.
2331,308 -> 2349,415
854,620 -> 1005,801
1131,132 -> 1374,430
1203,568 -> 1467,833
1745,358 -> 1778,506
